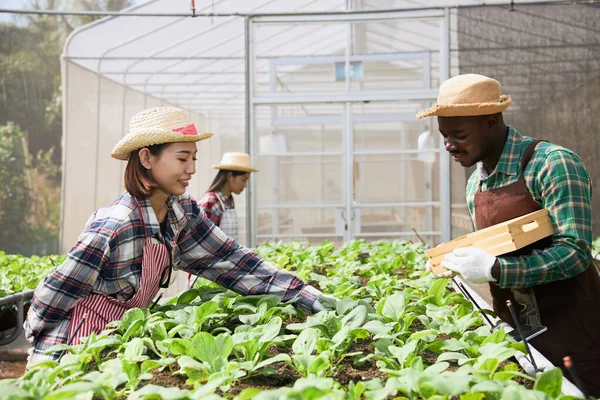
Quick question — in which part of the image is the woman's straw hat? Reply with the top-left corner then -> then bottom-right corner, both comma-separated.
111,107 -> 214,160
416,74 -> 511,119
212,152 -> 259,173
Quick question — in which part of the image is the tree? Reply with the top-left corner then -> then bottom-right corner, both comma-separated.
0,0 -> 134,255
0,123 -> 32,254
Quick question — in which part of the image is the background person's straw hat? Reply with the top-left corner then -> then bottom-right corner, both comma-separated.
111,107 -> 214,160
212,152 -> 259,172
416,74 -> 511,119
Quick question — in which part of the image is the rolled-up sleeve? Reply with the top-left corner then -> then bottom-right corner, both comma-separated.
498,149 -> 593,288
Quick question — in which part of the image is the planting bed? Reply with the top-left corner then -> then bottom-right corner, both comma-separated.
0,241 -> 573,399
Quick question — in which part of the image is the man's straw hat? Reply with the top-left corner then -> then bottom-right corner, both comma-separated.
111,107 -> 213,160
417,74 -> 511,119
212,152 -> 259,173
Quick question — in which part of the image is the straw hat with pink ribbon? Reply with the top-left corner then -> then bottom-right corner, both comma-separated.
111,107 -> 214,160
417,74 -> 512,119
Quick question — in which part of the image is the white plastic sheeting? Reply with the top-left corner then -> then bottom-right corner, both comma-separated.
61,0 -> 571,271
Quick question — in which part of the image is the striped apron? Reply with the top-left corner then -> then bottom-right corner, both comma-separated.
215,194 -> 238,241
67,235 -> 170,345
65,199 -> 173,346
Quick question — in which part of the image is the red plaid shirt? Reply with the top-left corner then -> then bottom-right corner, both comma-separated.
24,192 -> 320,362
197,191 -> 234,227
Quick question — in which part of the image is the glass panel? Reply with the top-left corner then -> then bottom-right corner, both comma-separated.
353,154 -> 440,204
255,104 -> 344,154
256,207 -> 343,239
352,101 -> 437,152
353,206 -> 441,247
255,155 -> 343,205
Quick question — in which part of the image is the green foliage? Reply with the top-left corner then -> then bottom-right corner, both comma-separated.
1,241 -> 571,399
0,251 -> 64,297
0,123 -> 31,254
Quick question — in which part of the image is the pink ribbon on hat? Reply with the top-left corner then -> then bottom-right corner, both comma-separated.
172,124 -> 198,136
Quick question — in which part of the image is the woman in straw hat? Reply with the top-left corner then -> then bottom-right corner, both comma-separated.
24,107 -> 329,366
421,74 -> 600,395
198,152 -> 258,241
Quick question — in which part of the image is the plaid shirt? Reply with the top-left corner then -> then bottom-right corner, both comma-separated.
466,127 -> 593,289
25,192 -> 320,348
198,191 -> 234,226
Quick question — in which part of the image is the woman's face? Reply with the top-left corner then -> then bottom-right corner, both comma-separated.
227,172 -> 250,195
145,142 -> 198,196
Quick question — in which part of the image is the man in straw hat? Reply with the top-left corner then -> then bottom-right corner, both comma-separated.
419,74 -> 600,395
24,107 -> 332,367
198,152 -> 258,241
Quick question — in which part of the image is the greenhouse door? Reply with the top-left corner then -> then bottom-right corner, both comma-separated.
247,10 -> 452,247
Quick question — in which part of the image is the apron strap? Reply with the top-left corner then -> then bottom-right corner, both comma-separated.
216,192 -> 227,211
520,139 -> 546,172
132,196 -> 173,288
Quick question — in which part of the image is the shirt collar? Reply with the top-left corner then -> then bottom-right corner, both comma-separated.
134,194 -> 188,238
216,190 -> 234,206
476,126 -> 523,180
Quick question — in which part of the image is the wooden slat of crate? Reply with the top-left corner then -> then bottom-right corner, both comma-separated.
427,209 -> 553,276
427,219 -> 554,267
426,209 -> 549,259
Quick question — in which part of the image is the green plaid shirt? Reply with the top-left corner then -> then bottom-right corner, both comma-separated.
466,127 -> 593,289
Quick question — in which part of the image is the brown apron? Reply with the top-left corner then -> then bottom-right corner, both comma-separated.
473,140 -> 600,396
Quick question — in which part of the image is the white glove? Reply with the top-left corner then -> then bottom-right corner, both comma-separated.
440,247 -> 496,284
426,260 -> 456,278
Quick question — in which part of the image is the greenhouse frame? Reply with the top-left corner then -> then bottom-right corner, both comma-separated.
60,0 -> 600,260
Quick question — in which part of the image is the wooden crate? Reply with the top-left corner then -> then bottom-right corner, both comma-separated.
427,209 -> 554,276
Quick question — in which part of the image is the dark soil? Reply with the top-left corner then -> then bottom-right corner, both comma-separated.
420,349 -> 439,366
359,276 -> 370,287
498,360 -> 535,389
393,268 -> 411,280
139,366 -> 193,391
411,319 -> 427,331
333,341 -> 386,385
225,346 -> 300,396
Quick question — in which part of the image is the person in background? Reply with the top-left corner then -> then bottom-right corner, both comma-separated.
198,152 -> 258,241
24,107 -> 327,367
420,74 -> 600,396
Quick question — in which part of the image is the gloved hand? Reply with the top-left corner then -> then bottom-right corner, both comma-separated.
312,294 -> 338,313
426,260 -> 456,278
440,247 -> 496,284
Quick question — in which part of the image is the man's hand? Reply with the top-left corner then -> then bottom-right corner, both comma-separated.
440,247 -> 497,284
312,294 -> 338,313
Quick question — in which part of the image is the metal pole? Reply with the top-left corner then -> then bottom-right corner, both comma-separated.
2,1 -> 599,17
58,58 -> 69,253
439,8 -> 451,243
268,61 -> 280,237
244,16 -> 256,247
344,6 -> 354,241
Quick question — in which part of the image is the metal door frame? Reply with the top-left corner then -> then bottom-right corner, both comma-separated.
245,9 -> 451,247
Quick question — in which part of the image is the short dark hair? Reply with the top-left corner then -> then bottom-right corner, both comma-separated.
124,143 -> 170,197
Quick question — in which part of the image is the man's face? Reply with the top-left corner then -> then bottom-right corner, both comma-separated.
438,115 -> 490,168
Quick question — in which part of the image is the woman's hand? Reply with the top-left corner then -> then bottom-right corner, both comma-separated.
312,294 -> 338,313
